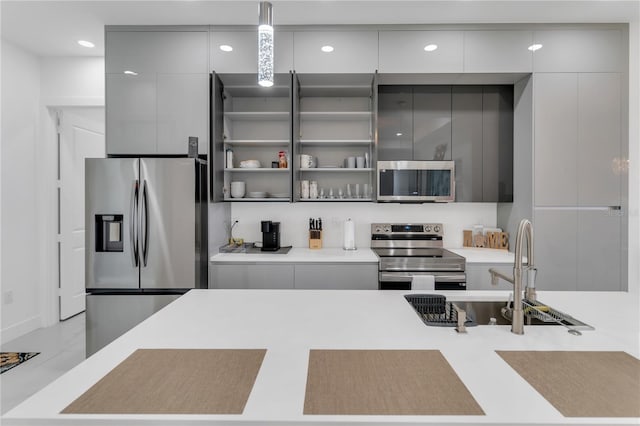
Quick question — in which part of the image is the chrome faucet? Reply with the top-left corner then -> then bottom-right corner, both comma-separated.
489,219 -> 537,335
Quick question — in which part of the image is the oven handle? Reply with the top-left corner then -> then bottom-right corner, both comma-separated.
379,272 -> 466,283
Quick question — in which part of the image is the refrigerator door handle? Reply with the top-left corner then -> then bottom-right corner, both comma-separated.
130,180 -> 139,267
141,179 -> 149,267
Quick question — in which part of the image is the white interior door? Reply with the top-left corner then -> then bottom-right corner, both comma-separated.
59,108 -> 105,320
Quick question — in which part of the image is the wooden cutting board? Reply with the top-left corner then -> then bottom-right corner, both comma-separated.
497,350 -> 640,418
62,349 -> 266,414
304,349 -> 484,416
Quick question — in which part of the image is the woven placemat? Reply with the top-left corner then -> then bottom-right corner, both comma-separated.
497,350 -> 640,417
304,349 -> 484,415
62,348 -> 266,414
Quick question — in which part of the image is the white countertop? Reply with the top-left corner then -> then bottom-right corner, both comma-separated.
447,248 -> 516,263
210,247 -> 514,264
210,247 -> 379,263
5,289 -> 639,426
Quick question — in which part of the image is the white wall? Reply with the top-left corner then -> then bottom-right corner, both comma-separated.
41,57 -> 104,106
1,40 -> 42,343
231,202 -> 497,249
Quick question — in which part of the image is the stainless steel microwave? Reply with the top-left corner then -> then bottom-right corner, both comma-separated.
377,161 -> 455,202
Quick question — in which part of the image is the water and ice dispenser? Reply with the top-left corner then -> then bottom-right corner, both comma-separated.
95,214 -> 124,252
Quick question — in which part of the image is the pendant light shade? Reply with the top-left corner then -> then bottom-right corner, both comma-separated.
258,1 -> 274,87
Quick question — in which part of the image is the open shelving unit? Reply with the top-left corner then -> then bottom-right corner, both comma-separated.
292,73 -> 377,202
216,73 -> 293,202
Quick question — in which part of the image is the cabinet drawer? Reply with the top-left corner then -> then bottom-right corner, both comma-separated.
294,264 -> 377,289
209,264 -> 294,289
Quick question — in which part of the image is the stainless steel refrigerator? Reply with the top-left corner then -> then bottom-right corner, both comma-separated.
85,158 -> 207,356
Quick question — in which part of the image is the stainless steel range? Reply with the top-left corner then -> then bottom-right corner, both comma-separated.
371,223 -> 466,290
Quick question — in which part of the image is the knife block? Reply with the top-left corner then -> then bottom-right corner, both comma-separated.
309,231 -> 322,249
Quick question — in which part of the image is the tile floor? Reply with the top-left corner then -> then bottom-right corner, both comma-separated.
0,313 -> 86,414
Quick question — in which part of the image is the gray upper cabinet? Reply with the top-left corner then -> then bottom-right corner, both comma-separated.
413,86 -> 452,161
577,73 -> 622,206
532,29 -> 624,72
377,86 -> 413,161
533,73 -> 578,206
106,73 -> 157,155
463,31 -> 533,72
210,30 -> 294,73
106,28 -> 209,156
534,72 -> 622,207
106,31 -> 208,74
451,87 -> 483,202
451,86 -> 513,202
293,31 -> 378,73
378,31 -> 463,73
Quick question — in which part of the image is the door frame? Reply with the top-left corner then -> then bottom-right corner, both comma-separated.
39,99 -> 104,327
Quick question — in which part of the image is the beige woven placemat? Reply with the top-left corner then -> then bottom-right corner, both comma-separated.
497,350 -> 640,417
303,349 -> 484,415
62,348 -> 266,414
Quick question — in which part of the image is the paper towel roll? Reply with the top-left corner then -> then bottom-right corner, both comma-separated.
343,218 -> 356,250
411,275 -> 435,290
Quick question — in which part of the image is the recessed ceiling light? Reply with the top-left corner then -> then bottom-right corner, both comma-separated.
321,45 -> 334,53
123,70 -> 138,76
528,44 -> 543,51
219,45 -> 233,52
423,44 -> 438,52
396,132 -> 403,137
77,40 -> 95,48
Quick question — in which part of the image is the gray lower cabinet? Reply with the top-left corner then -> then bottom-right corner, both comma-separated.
534,209 -> 578,291
209,264 -> 294,289
209,263 -> 378,289
294,264 -> 378,289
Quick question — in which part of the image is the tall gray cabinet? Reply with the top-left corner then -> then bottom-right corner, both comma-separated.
105,27 -> 209,155
533,72 -> 625,291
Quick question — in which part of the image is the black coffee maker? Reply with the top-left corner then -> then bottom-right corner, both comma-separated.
261,221 -> 281,251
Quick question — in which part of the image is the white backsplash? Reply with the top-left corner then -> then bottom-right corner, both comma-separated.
230,202 -> 497,249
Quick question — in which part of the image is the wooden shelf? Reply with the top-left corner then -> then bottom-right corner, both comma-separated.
225,139 -> 290,147
224,112 -> 289,121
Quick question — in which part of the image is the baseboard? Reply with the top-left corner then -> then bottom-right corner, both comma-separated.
0,315 -> 42,345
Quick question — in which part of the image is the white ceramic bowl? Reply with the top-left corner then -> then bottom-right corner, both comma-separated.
230,181 -> 246,198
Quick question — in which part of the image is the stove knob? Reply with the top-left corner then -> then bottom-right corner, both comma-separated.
424,225 -> 432,232
384,226 -> 391,233
434,225 -> 441,233
375,226 -> 383,233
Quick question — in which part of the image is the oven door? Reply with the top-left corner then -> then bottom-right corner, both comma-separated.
379,271 -> 466,290
377,160 -> 454,202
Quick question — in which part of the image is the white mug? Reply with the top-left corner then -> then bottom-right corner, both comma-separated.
230,181 -> 246,198
300,154 -> 312,169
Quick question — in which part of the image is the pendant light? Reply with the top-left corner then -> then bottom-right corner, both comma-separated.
258,1 -> 274,87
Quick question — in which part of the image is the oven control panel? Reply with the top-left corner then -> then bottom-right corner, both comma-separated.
371,223 -> 443,237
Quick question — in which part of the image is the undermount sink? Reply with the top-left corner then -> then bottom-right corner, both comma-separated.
405,295 -> 594,330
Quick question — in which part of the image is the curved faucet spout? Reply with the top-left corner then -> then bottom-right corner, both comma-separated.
488,218 -> 536,335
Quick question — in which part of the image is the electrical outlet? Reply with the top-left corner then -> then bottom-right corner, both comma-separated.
2,291 -> 13,305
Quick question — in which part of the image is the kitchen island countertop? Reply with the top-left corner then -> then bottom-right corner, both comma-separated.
4,289 -> 639,426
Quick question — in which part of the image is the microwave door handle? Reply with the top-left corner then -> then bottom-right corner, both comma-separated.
130,180 -> 139,267
141,180 -> 149,267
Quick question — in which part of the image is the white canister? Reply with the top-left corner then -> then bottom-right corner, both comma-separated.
230,181 -> 245,198
356,156 -> 365,168
226,149 -> 234,168
301,180 -> 310,199
309,181 -> 318,199
300,154 -> 312,169
343,218 -> 356,250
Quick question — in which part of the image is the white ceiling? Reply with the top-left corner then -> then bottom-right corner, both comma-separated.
1,0 -> 639,57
